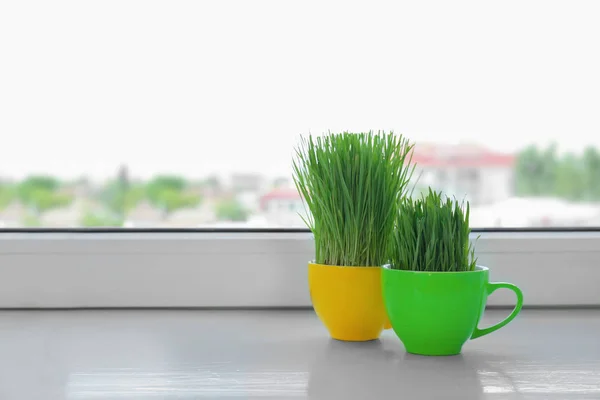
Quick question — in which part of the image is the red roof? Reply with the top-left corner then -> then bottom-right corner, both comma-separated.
261,189 -> 301,200
410,143 -> 515,167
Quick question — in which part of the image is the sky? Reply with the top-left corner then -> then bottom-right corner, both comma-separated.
1,0 -> 599,181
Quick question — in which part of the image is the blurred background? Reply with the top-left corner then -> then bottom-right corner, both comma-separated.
1,0 -> 599,229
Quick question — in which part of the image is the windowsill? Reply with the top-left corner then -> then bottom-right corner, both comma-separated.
1,308 -> 597,398
1,230 -> 599,308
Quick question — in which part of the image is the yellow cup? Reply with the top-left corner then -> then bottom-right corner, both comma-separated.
309,262 -> 391,341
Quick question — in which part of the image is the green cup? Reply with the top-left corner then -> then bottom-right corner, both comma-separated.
382,265 -> 523,356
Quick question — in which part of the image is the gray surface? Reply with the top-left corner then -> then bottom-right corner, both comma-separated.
0,309 -> 598,399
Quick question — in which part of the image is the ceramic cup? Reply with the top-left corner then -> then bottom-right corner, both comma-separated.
382,265 -> 523,355
309,263 -> 391,341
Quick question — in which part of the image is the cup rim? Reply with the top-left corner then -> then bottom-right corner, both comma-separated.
382,264 -> 488,274
308,262 -> 380,269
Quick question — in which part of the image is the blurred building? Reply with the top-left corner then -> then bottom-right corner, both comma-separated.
227,173 -> 267,193
259,188 -> 305,227
470,197 -> 600,228
272,177 -> 292,189
411,143 -> 515,205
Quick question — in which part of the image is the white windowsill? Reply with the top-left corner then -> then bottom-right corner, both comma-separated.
0,231 -> 597,308
3,309 -> 599,398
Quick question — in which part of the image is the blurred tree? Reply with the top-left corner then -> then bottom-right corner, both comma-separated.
146,175 -> 200,218
555,153 -> 586,201
100,181 -> 145,219
216,199 -> 248,221
17,176 -> 72,215
22,214 -> 42,227
515,145 -> 544,196
19,176 -> 59,192
515,144 -> 600,202
80,211 -> 124,227
97,165 -> 144,221
0,184 -> 16,211
540,143 -> 559,195
583,146 -> 600,200
515,143 -> 560,197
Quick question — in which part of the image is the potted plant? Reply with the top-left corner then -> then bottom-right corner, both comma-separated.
292,131 -> 415,341
382,189 -> 524,355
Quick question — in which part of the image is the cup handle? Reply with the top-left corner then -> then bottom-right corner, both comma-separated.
471,282 -> 523,339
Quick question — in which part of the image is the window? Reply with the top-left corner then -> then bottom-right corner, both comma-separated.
0,1 -> 599,310
1,0 -> 599,229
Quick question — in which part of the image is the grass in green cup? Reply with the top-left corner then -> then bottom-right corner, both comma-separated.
390,188 -> 477,272
292,131 -> 414,267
